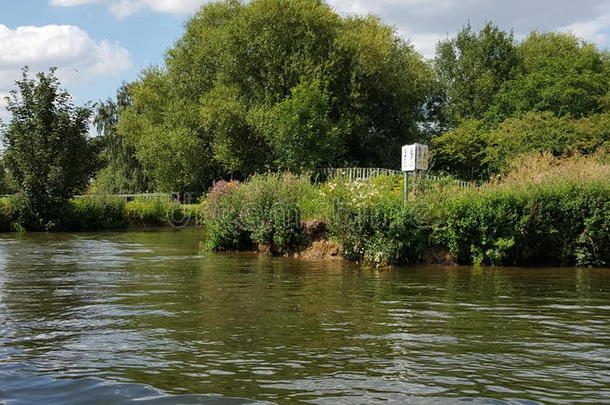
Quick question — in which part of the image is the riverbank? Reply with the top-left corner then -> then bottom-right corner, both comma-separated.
201,154 -> 610,268
2,153 -> 609,268
0,196 -> 202,232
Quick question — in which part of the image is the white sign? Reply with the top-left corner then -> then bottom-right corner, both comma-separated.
402,143 -> 429,172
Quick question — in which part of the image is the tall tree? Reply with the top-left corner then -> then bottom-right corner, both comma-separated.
491,32 -> 610,120
1,68 -> 97,229
93,83 -> 149,194
119,0 -> 434,191
434,22 -> 518,128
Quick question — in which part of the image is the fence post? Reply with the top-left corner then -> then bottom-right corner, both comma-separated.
403,172 -> 409,203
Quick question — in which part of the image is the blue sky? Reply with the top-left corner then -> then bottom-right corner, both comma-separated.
0,0 -> 189,119
2,0 -> 610,126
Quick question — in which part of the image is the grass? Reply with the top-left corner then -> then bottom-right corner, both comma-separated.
0,195 -> 202,232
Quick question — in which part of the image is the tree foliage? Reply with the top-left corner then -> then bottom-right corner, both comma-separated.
432,26 -> 610,180
118,0 -> 433,191
433,112 -> 610,180
1,68 -> 97,229
92,83 -> 149,194
491,32 -> 610,120
0,159 -> 17,195
434,23 -> 518,127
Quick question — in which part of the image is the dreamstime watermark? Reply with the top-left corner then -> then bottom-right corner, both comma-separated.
166,192 -> 199,229
176,195 -> 430,231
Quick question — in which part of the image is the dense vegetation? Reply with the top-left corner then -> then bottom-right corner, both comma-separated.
3,0 -> 610,194
115,0 -> 433,192
201,154 -> 610,267
0,195 -> 199,232
1,68 -> 99,230
432,27 -> 610,180
112,8 -> 610,189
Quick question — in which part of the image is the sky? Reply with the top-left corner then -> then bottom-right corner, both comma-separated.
2,0 -> 610,126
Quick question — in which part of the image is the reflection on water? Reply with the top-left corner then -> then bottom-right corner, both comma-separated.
0,229 -> 609,404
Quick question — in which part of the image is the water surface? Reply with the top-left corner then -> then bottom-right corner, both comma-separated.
1,229 -> 609,404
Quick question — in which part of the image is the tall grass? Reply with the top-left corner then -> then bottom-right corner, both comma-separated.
0,195 -> 199,232
492,152 -> 610,187
65,196 -> 127,230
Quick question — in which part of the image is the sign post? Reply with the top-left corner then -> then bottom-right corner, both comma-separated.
401,143 -> 429,203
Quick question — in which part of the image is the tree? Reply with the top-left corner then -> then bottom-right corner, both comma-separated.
0,159 -> 17,195
490,32 -> 610,120
118,68 -> 215,192
92,83 -> 149,194
431,120 -> 490,181
119,0 -> 434,190
432,111 -> 610,180
432,27 -> 610,181
1,67 -> 97,229
434,22 -> 518,128
485,111 -> 610,172
258,80 -> 342,171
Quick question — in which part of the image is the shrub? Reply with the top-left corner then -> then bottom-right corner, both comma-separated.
330,199 -> 428,266
200,166 -> 610,268
125,198 -> 181,226
202,174 -> 316,253
239,174 -> 309,251
432,182 -> 610,267
325,177 -> 428,266
202,181 -> 250,251
7,194 -> 40,231
64,196 -> 127,231
0,198 -> 14,232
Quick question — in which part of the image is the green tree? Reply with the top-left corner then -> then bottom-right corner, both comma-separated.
1,68 -> 97,229
433,111 -> 610,181
119,0 -> 433,190
258,80 -> 342,171
118,68 -> 215,192
491,32 -> 610,120
485,111 -> 610,172
434,23 -> 518,128
92,83 -> 149,194
431,120 -> 490,181
199,84 -> 268,175
0,159 -> 17,195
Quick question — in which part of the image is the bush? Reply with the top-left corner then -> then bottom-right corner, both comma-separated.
7,194 -> 40,231
125,198 -> 182,226
240,174 -> 311,251
64,196 -> 127,231
432,182 -> 610,267
202,174 -> 316,253
202,181 -> 250,251
322,176 -> 427,266
329,198 -> 427,266
0,198 -> 14,232
432,112 -> 610,181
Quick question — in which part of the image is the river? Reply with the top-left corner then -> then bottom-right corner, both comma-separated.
0,229 -> 609,404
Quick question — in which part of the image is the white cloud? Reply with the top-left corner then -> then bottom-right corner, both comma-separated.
50,0 -> 203,18
48,0 -> 610,57
0,24 -> 131,121
327,0 -> 610,57
561,14 -> 610,47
